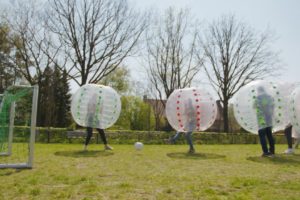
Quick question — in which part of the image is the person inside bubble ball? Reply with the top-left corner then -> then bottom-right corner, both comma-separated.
294,137 -> 300,149
255,86 -> 275,157
284,124 -> 300,154
84,94 -> 113,151
284,124 -> 294,154
168,98 -> 196,154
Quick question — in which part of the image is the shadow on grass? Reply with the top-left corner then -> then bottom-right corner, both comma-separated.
247,154 -> 300,165
0,168 -> 26,176
167,152 -> 226,160
54,150 -> 114,158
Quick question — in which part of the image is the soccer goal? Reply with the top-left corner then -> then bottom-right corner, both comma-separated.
0,85 -> 38,169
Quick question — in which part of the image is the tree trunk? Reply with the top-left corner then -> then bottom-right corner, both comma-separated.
155,116 -> 161,131
223,99 -> 229,133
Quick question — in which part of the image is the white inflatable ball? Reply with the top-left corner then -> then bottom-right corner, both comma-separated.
134,142 -> 144,150
165,87 -> 217,132
233,80 -> 285,134
288,86 -> 300,138
277,82 -> 300,131
71,84 -> 121,129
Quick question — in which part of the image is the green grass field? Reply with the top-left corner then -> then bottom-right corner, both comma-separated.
1,144 -> 300,200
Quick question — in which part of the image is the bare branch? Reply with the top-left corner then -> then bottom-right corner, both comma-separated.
199,14 -> 280,132
47,0 -> 148,86
145,7 -> 203,106
5,0 -> 56,85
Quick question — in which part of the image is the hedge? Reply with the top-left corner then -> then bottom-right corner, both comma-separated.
11,126 -> 290,145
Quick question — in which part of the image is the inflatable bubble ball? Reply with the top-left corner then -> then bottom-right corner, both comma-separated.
71,84 -> 121,129
288,86 -> 300,137
233,80 -> 285,134
165,87 -> 217,132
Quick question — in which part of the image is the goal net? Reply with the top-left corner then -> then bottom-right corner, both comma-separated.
0,85 -> 38,169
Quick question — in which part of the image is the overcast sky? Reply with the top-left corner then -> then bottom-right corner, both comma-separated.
129,0 -> 300,84
1,0 -> 299,94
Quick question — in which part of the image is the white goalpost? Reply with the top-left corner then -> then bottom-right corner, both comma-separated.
0,85 -> 38,169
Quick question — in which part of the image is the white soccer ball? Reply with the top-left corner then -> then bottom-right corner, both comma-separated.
134,142 -> 144,150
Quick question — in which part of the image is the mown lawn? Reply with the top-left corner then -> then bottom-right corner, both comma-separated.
0,144 -> 300,200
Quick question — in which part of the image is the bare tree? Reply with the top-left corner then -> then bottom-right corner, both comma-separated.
47,0 -> 147,86
5,0 -> 58,86
146,84 -> 166,131
3,0 -> 66,127
0,23 -> 17,93
199,15 -> 280,132
146,7 -> 203,108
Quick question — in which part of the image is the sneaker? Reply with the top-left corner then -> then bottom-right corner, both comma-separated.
163,139 -> 170,144
284,148 -> 294,154
104,145 -> 113,150
164,138 -> 174,144
83,145 -> 88,151
268,153 -> 275,158
188,149 -> 195,154
261,152 -> 273,157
